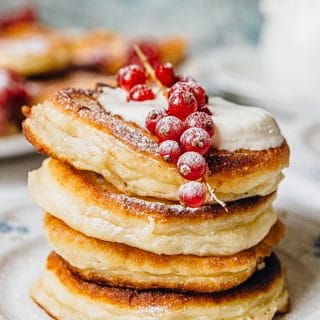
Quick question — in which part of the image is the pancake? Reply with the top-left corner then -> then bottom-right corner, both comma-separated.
0,23 -> 70,76
22,87 -> 290,203
44,213 -> 286,293
29,158 -> 278,256
30,252 -> 289,320
69,29 -> 186,73
69,30 -> 127,74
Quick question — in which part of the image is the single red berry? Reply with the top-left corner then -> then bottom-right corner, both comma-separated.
168,81 -> 208,108
185,111 -> 215,137
155,116 -> 184,142
159,140 -> 182,164
168,81 -> 194,98
167,90 -> 198,121
177,151 -> 207,180
188,81 -> 208,108
129,84 -> 155,101
145,109 -> 167,134
117,64 -> 147,91
180,127 -> 211,155
155,63 -> 177,87
178,181 -> 206,207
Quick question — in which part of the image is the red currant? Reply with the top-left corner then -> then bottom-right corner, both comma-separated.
168,81 -> 208,108
117,64 -> 147,91
185,111 -> 215,137
155,63 -> 177,87
155,116 -> 184,142
129,84 -> 155,101
167,90 -> 198,121
177,151 -> 207,180
168,81 -> 193,98
145,109 -> 167,134
180,127 -> 211,155
184,81 -> 208,108
159,140 -> 182,164
178,181 -> 206,207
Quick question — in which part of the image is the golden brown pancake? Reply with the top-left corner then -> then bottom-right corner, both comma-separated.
31,252 -> 289,320
29,158 -> 278,256
22,87 -> 290,203
44,213 -> 286,293
0,23 -> 70,76
69,29 -> 186,73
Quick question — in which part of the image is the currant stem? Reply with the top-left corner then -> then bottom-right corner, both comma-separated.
203,177 -> 228,212
133,45 -> 168,97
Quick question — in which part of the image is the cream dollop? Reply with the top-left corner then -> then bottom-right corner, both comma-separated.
98,87 -> 284,151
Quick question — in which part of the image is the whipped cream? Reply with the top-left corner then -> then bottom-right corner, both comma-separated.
98,87 -> 284,151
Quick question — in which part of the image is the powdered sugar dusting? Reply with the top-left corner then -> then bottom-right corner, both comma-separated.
179,181 -> 206,197
55,88 -> 159,154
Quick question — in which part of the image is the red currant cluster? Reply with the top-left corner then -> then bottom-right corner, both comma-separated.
0,68 -> 29,135
117,61 -> 180,102
116,57 -> 214,208
146,80 -> 214,208
117,64 -> 154,101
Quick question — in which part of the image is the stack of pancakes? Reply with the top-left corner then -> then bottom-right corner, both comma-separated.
24,87 -> 290,319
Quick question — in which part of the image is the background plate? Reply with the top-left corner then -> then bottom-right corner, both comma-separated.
0,135 -> 34,159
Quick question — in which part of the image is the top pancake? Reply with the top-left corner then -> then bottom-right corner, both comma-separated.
23,87 -> 289,202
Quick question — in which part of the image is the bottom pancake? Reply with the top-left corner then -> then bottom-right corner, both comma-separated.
44,213 -> 286,293
31,253 -> 289,320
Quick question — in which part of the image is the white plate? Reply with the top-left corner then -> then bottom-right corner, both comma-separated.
0,134 -> 35,159
0,197 -> 320,319
182,46 -> 320,117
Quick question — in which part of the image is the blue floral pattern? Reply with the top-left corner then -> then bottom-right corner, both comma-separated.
0,220 -> 29,235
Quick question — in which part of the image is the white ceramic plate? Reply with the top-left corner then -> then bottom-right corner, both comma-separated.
0,134 -> 34,159
0,195 -> 320,319
182,46 -> 320,117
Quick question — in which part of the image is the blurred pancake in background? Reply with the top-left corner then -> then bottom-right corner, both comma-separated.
0,23 -> 71,77
69,29 -> 187,73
